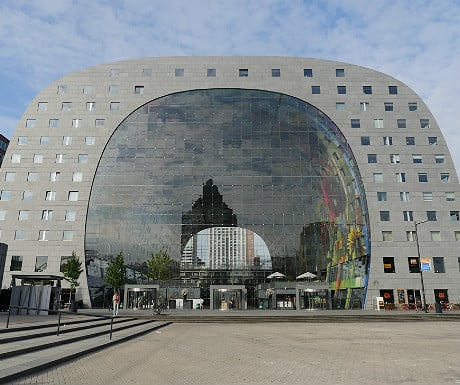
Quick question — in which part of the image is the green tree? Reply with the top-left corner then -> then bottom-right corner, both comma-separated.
147,249 -> 171,281
105,252 -> 126,291
62,251 -> 84,302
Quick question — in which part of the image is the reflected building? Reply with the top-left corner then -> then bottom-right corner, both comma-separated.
1,57 -> 459,310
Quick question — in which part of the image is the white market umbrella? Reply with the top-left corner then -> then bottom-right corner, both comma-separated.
266,271 -> 286,279
296,272 -> 317,280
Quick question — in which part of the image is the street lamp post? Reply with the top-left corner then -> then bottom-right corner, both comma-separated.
414,219 -> 428,313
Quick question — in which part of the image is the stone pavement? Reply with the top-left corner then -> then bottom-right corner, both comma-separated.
3,317 -> 460,385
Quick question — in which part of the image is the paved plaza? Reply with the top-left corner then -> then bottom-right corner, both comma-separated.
4,320 -> 460,385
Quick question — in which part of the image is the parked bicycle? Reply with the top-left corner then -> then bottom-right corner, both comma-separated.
151,301 -> 168,315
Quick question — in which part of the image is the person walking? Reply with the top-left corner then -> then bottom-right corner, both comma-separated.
112,290 -> 120,316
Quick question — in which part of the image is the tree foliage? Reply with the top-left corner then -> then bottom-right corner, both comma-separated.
105,252 -> 126,291
147,249 -> 171,281
62,251 -> 83,300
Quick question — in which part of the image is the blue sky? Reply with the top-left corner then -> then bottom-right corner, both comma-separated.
1,0 -> 459,171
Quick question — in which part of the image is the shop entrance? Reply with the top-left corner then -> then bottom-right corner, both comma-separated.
124,284 -> 159,310
210,285 -> 247,310
299,288 -> 329,310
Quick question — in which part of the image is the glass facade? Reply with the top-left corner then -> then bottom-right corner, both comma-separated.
85,89 -> 370,308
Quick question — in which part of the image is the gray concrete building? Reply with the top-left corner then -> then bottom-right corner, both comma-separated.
0,57 -> 459,310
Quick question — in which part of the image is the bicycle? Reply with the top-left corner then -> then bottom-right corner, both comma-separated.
151,302 -> 168,315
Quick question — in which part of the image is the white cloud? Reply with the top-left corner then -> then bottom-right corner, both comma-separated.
0,0 -> 459,171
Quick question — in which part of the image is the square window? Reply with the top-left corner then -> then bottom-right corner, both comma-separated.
134,86 -> 144,94
456,231 -> 460,241
396,173 -> 406,182
397,119 -> 406,128
403,210 -> 413,221
15,230 -> 25,240
422,192 -> 433,201
336,102 -> 345,111
390,154 -> 400,164
445,192 -> 455,201
78,154 -> 88,163
5,172 -> 15,182
65,210 -> 76,221
56,154 -> 65,163
373,173 -> 383,183
430,231 -> 442,241
304,69 -> 313,77
60,256 -> 72,272
400,192 -> 410,202
49,119 -> 59,128
380,211 -> 390,221
408,257 -> 420,273
0,191 -> 11,201
428,137 -> 438,145
420,119 -> 430,129
23,191 -> 33,200
63,230 -> 74,241
110,102 -> 120,111
95,119 -> 105,127
271,69 -> 280,77
62,136 -> 72,145
142,68 -> 152,77
26,119 -> 36,128
360,102 -> 369,111
27,172 -> 38,182
363,86 -> 372,94
50,172 -> 61,182
35,255 -> 48,271
57,85 -> 67,94
450,211 -> 460,221
384,102 -> 393,111
374,119 -> 384,128
377,192 -> 387,201
10,256 -> 23,271
412,154 -> 422,164
239,69 -> 248,77
360,136 -> 370,145
408,102 -> 418,111
83,85 -> 93,94
435,154 -> 445,164
382,231 -> 392,241
440,173 -> 450,183
336,69 -> 345,77
73,172 -> 83,182
175,68 -> 184,77
207,68 -> 216,77
37,102 -> 48,111
42,210 -> 53,220
367,154 -> 377,163
432,257 -> 445,273
17,136 -> 28,145
108,85 -> 119,94
406,137 -> 415,145
383,257 -> 395,273
72,119 -> 82,128
33,154 -> 44,164
85,136 -> 95,146
427,211 -> 437,221
383,136 -> 393,146
61,102 -> 72,111
38,230 -> 49,241
337,86 -> 346,94
0,211 -> 5,220
68,191 -> 79,201
18,211 -> 29,220
45,191 -> 56,201
388,86 -> 398,94
418,173 -> 428,182
311,86 -> 320,94
86,102 -> 96,111
351,119 -> 360,128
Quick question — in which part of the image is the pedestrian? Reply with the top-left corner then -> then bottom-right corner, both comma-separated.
112,290 -> 120,316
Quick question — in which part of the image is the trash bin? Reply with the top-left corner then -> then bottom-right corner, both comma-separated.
435,302 -> 443,313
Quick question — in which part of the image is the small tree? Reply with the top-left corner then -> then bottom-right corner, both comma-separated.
62,251 -> 83,304
105,252 -> 126,292
147,249 -> 171,282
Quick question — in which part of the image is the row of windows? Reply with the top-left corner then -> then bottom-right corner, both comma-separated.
0,209 -> 76,221
382,256 -> 453,274
17,136 -> 95,146
377,191 -> 455,202
4,171 -> 84,183
367,153 -> 443,164
37,101 -> 122,112
26,117 -> 105,128
382,230 -> 460,242
361,136 -> 439,146
9,153 -> 88,164
373,172 -> 451,183
9,255 -> 75,272
0,190 -> 79,201
350,118 -> 430,129
379,210 -> 459,222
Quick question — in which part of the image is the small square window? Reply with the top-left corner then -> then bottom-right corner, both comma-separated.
382,231 -> 392,241
134,86 -> 144,94
396,173 -> 406,182
49,119 -> 59,128
239,69 -> 248,77
408,102 -> 418,111
374,119 -> 384,128
377,192 -> 387,201
456,231 -> 460,241
57,85 -> 67,94
427,211 -> 437,221
61,102 -> 72,111
18,136 -> 28,145
35,255 -> 48,271
388,86 -> 398,94
110,102 -> 120,111
383,136 -> 393,146
42,210 -> 53,221
11,154 -> 21,163
408,257 -> 420,272
397,119 -> 406,128
335,69 -> 345,77
207,68 -> 216,77
142,68 -> 152,77
175,68 -> 184,77
45,191 -> 56,201
336,102 -> 345,111
430,231 -> 442,241
95,119 -> 105,127
400,192 -> 410,202
384,102 -> 393,111
73,172 -> 83,182
68,191 -> 79,201
271,69 -> 280,77
62,136 -> 72,145
86,102 -> 96,111
15,230 -> 25,241
23,191 -> 33,201
311,86 -> 320,94
412,154 -> 422,164
432,257 -> 445,273
440,173 -> 450,183
303,69 -> 313,77
422,192 -> 433,201
420,119 -> 430,129
5,172 -> 15,182
56,154 -> 65,163
85,136 -> 95,146
33,154 -> 44,164
451,211 -> 460,221
109,85 -> 119,94
337,86 -> 346,94
363,86 -> 372,94
418,173 -> 428,182
78,154 -> 88,163
18,211 -> 29,221
351,119 -> 360,128
63,230 -> 74,241
26,119 -> 36,128
10,255 -> 23,271
373,173 -> 383,183
428,137 -> 438,145
383,257 -> 395,273
435,154 -> 445,164
367,154 -> 377,163
27,172 -> 38,182
50,172 -> 60,182
390,154 -> 400,164
406,137 -> 415,145
65,210 -> 76,221
445,192 -> 455,202
0,191 -> 11,201
37,102 -> 48,111
0,210 -> 6,220
380,211 -> 390,221
360,136 -> 370,145
360,102 -> 369,111
83,85 -> 93,94
38,230 -> 49,241
72,119 -> 82,128
403,210 -> 413,221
